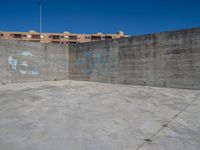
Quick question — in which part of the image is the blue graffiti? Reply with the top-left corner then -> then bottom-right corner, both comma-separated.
84,51 -> 93,58
76,57 -> 85,66
75,51 -> 109,75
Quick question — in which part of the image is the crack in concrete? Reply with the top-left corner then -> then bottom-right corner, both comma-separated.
136,94 -> 200,150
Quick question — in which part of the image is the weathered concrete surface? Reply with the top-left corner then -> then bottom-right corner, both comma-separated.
69,28 -> 200,89
0,80 -> 199,150
1,28 -> 200,90
0,40 -> 68,83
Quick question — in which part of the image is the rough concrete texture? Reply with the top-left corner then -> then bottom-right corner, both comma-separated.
0,80 -> 200,150
0,40 -> 68,83
69,28 -> 200,89
1,28 -> 200,89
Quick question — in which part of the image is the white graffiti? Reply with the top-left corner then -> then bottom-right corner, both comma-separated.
20,61 -> 28,67
20,61 -> 39,75
8,56 -> 17,70
8,50 -> 39,76
20,70 -> 39,75
19,51 -> 33,56
20,70 -> 27,75
31,70 -> 39,75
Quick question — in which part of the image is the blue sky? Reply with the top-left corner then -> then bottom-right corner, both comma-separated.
0,0 -> 200,35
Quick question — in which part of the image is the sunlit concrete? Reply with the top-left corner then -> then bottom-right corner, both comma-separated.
0,80 -> 200,150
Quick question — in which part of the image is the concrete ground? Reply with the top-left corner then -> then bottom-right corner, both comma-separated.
0,80 -> 200,150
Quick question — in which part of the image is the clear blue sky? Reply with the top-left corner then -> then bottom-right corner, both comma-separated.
0,0 -> 200,35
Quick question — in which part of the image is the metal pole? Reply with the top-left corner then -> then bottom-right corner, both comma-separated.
39,2 -> 42,42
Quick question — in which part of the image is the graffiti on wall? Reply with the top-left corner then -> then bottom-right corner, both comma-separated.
19,51 -> 33,57
8,56 -> 17,70
19,61 -> 39,75
75,51 -> 105,75
75,51 -> 117,75
8,51 -> 39,76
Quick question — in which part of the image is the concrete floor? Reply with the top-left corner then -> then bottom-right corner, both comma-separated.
0,80 -> 200,150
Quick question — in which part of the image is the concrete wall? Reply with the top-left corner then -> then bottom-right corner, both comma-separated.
69,40 -> 119,83
0,40 -> 68,83
1,28 -> 200,90
69,28 -> 200,89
